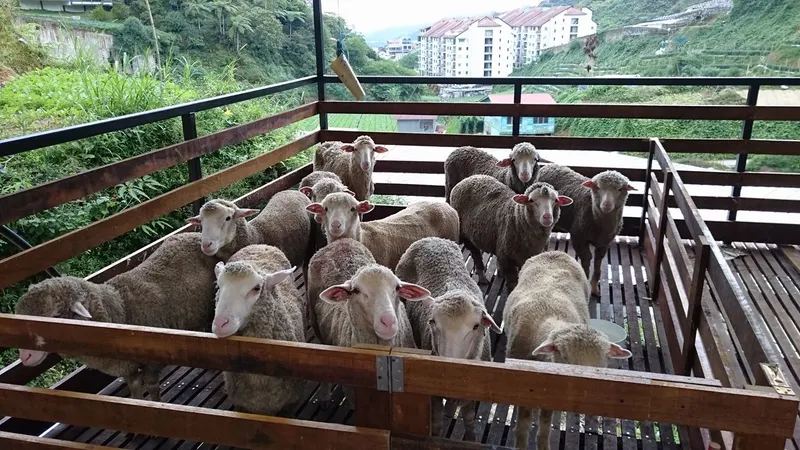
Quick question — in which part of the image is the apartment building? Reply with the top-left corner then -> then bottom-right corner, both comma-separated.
501,6 -> 597,67
385,38 -> 417,60
418,16 -> 514,78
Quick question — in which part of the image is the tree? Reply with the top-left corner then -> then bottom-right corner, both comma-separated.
183,0 -> 212,29
213,0 -> 238,37
228,13 -> 253,50
398,50 -> 419,71
142,0 -> 161,68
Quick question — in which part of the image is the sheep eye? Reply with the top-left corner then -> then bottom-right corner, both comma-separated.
225,216 -> 232,221
251,286 -> 261,294
429,319 -> 436,326
351,287 -> 360,295
324,207 -> 329,212
473,324 -> 480,331
351,207 -> 356,212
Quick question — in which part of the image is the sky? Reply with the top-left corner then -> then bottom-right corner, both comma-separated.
322,0 -> 544,34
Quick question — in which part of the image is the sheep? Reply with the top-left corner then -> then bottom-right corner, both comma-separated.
187,190 -> 311,268
313,136 -> 389,201
444,143 -> 540,202
536,165 -> 635,296
395,237 -> 501,441
15,233 -> 216,402
450,175 -> 573,293
212,244 -> 307,415
306,193 -> 460,270
503,251 -> 632,450
299,171 -> 355,225
307,237 -> 430,407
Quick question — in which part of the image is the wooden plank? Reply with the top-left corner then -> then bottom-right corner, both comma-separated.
0,383 -> 390,449
320,101 -> 791,121
0,432 -> 112,449
391,433 -> 514,449
680,238 -> 712,376
733,434 -> 789,450
0,315 -> 382,388
0,103 -> 318,227
397,354 -> 797,437
0,133 -> 318,289
321,130 -> 648,152
661,138 -> 800,156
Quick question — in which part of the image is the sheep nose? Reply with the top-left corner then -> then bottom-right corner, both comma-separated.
380,314 -> 395,328
520,172 -> 531,182
602,201 -> 613,209
331,221 -> 342,229
203,242 -> 213,249
543,213 -> 552,221
361,162 -> 370,171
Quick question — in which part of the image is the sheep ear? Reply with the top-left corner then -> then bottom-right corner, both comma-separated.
341,144 -> 356,152
320,283 -> 353,303
214,262 -> 225,279
264,267 -> 295,288
345,189 -> 356,197
186,215 -> 201,224
582,180 -> 597,189
373,145 -> 389,153
314,214 -> 324,223
512,194 -> 530,205
307,203 -> 325,215
532,340 -> 558,356
70,302 -> 92,319
626,184 -> 636,191
397,282 -> 431,301
357,201 -> 374,214
299,186 -> 313,198
481,311 -> 502,334
496,158 -> 512,167
608,343 -> 633,359
556,195 -> 573,206
234,208 -> 259,219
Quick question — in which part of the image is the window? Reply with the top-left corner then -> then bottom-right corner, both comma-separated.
505,117 -> 513,126
484,70 -> 492,77
571,18 -> 579,25
485,38 -> 493,45
458,47 -> 462,50
484,54 -> 492,61
484,62 -> 492,69
459,38 -> 466,42
570,26 -> 578,33
570,34 -> 578,40
485,30 -> 493,37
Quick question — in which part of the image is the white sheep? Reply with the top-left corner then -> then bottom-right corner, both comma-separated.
450,175 -> 573,292
504,251 -> 632,450
15,233 -> 217,402
212,244 -> 307,415
299,171 -> 354,225
395,237 -> 500,440
307,237 -> 429,407
307,193 -> 460,271
313,136 -> 389,201
444,143 -> 540,202
536,165 -> 635,296
187,191 -> 311,268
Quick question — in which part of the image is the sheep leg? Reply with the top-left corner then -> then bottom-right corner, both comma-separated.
320,382 -> 333,409
142,368 -> 162,402
536,409 -> 554,450
514,406 -> 534,449
498,257 -> 518,294
431,396 -> 444,436
591,246 -> 608,297
461,400 -> 479,441
463,239 -> 488,284
572,239 -> 592,278
126,376 -> 144,401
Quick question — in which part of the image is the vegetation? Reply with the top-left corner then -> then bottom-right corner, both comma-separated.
541,0 -> 694,29
0,0 -> 45,80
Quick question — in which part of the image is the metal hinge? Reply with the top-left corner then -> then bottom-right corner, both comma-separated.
761,363 -> 795,396
375,355 -> 405,392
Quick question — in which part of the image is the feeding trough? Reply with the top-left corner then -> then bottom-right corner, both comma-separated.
589,318 -> 627,344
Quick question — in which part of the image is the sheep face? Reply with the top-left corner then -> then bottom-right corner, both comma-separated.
497,143 -> 540,184
429,291 -> 501,360
583,170 -> 635,214
15,277 -> 95,367
341,136 -> 389,172
319,265 -> 430,341
513,182 -> 573,228
188,200 -> 258,256
532,324 -> 632,367
301,179 -> 355,223
212,261 -> 295,338
306,192 -> 373,240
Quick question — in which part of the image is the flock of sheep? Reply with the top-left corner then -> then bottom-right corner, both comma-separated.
14,135 -> 636,450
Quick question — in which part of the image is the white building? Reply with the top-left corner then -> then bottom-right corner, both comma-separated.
501,6 -> 597,67
384,38 -> 417,60
418,16 -> 514,78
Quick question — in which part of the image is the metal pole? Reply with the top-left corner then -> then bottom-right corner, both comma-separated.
312,0 -> 328,130
512,81 -> 522,137
0,225 -> 60,278
182,113 -> 203,215
728,84 -> 759,222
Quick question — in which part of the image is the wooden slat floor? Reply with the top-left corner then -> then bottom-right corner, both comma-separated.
42,234 -> 690,450
726,244 -> 800,450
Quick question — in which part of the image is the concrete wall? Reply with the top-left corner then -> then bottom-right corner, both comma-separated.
33,20 -> 113,65
20,0 -> 92,13
397,119 -> 435,133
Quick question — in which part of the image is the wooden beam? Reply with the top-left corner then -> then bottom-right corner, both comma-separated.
396,354 -> 797,437
320,101 -> 800,121
0,383 -> 390,450
0,133 -> 318,289
681,237 -> 712,376
0,315 -> 381,388
661,138 -> 800,156
391,434 -> 514,450
0,432 -> 112,449
0,103 -> 318,227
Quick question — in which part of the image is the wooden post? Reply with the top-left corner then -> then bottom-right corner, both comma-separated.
732,434 -> 787,450
734,364 -> 796,450
650,169 -> 673,299
639,139 -> 656,240
390,348 -> 431,436
680,236 -> 711,376
353,344 -> 392,430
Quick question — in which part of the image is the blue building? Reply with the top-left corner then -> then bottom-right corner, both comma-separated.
482,93 -> 556,136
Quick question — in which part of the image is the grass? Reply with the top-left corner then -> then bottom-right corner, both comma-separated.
19,10 -> 124,32
297,113 -> 398,132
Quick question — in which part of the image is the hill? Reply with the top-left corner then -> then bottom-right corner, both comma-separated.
363,24 -> 424,47
542,0 -> 694,29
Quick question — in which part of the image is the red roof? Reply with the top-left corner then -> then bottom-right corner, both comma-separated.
565,7 -> 587,15
486,93 -> 556,104
420,17 -> 475,38
477,17 -> 501,27
393,114 -> 438,120
500,6 -> 570,27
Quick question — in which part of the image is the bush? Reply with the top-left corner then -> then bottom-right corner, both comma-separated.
88,6 -> 114,21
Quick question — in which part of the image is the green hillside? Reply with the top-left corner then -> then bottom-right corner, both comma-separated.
542,0 -> 693,29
